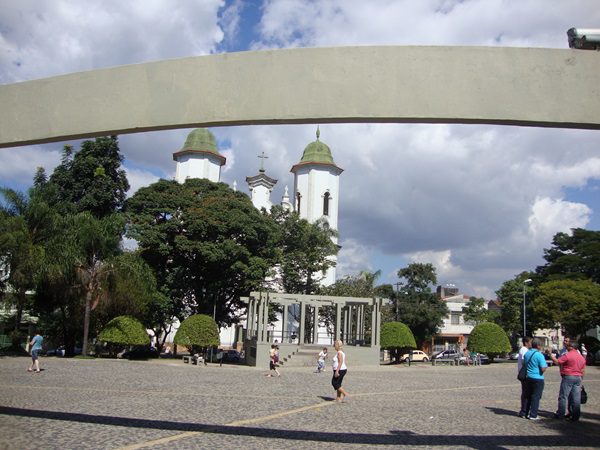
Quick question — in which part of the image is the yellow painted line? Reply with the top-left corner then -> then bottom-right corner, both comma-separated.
117,400 -> 336,450
226,401 -> 334,426
118,431 -> 201,450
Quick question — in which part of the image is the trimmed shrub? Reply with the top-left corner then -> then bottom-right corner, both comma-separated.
380,322 -> 417,362
467,322 -> 511,360
98,315 -> 150,346
174,314 -> 220,353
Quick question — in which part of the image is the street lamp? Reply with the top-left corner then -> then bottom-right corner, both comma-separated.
394,282 -> 402,321
523,279 -> 532,337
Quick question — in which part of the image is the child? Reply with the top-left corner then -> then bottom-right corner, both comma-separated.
315,347 -> 327,373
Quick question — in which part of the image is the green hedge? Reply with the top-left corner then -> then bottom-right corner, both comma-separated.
174,314 -> 220,353
98,315 -> 150,346
467,322 -> 511,359
380,322 -> 416,350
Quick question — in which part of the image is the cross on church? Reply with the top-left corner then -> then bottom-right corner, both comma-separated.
258,151 -> 268,172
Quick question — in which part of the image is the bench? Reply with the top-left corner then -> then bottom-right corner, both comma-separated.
432,358 -> 458,366
182,355 -> 204,365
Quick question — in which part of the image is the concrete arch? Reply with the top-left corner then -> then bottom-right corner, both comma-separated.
1,45 -> 599,148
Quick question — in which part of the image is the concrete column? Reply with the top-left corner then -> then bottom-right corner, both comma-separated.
256,298 -> 264,342
335,303 -> 341,342
356,305 -> 363,342
247,298 -> 255,338
298,302 -> 305,344
263,295 -> 270,342
282,305 -> 289,342
375,299 -> 381,346
313,305 -> 319,344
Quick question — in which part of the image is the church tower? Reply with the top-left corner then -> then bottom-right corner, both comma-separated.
246,152 -> 277,211
173,128 -> 225,183
291,128 -> 343,286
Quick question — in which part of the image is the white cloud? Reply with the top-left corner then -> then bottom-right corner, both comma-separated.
125,167 -> 161,197
528,197 -> 590,246
337,238 -> 374,278
2,0 -> 600,300
0,145 -> 61,190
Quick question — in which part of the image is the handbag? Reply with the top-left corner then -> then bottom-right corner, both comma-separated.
517,350 -> 534,381
581,385 -> 588,404
517,363 -> 527,381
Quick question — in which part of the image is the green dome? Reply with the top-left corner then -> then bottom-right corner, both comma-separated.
178,128 -> 219,154
298,128 -> 335,165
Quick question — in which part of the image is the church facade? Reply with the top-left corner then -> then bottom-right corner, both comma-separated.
173,127 -> 342,286
171,127 -> 343,346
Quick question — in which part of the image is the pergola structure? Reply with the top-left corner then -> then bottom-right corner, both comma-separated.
242,292 -> 383,367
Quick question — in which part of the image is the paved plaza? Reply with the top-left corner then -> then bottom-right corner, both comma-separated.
0,356 -> 598,449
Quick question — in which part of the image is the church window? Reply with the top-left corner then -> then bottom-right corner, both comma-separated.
296,192 -> 301,212
323,192 -> 330,216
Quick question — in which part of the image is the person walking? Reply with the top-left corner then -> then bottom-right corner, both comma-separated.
266,344 -> 280,377
551,341 -> 586,421
28,332 -> 43,373
517,337 -> 532,418
315,347 -> 327,373
332,340 -> 348,402
523,339 -> 547,420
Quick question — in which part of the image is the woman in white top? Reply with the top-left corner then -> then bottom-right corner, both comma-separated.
332,340 -> 348,402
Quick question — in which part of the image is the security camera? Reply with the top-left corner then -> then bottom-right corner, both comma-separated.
567,28 -> 600,50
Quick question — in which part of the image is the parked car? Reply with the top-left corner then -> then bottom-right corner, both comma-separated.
45,346 -> 82,357
476,354 -> 490,365
399,350 -> 429,362
120,346 -> 159,360
509,352 -> 519,360
434,349 -> 460,360
222,349 -> 242,363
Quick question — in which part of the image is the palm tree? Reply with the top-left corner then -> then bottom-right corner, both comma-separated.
0,188 -> 55,344
46,211 -> 125,355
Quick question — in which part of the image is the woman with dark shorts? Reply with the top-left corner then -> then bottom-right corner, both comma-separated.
332,340 -> 348,402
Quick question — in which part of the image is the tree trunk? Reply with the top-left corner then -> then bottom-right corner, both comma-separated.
82,288 -> 92,356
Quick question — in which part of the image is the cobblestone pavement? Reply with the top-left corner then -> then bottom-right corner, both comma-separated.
0,356 -> 598,449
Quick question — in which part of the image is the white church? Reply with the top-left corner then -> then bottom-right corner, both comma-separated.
170,127 -> 343,346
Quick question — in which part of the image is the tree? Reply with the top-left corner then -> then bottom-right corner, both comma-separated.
467,322 -> 511,360
94,251 -> 166,347
0,188 -> 56,346
537,228 -> 600,284
320,270 -> 388,342
462,297 -> 497,325
494,272 -> 536,342
126,178 -> 279,327
98,315 -> 150,347
533,279 -> 600,338
38,212 -> 125,356
41,138 -> 129,218
25,137 -> 130,354
271,206 -> 339,294
380,321 -> 416,363
394,263 -> 449,347
173,314 -> 220,353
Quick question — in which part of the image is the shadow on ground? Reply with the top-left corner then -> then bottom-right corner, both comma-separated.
1,405 -> 599,449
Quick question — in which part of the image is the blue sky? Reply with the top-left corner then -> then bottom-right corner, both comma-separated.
1,0 -> 600,298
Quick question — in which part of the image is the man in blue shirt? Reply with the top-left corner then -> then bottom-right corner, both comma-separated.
523,339 -> 548,420
28,332 -> 43,373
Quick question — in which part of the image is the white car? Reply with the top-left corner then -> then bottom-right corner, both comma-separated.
400,350 -> 429,362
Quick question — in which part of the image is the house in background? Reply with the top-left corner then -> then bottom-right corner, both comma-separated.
423,285 -> 481,354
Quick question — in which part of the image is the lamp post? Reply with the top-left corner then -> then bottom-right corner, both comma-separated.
523,279 -> 532,337
394,282 -> 402,321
